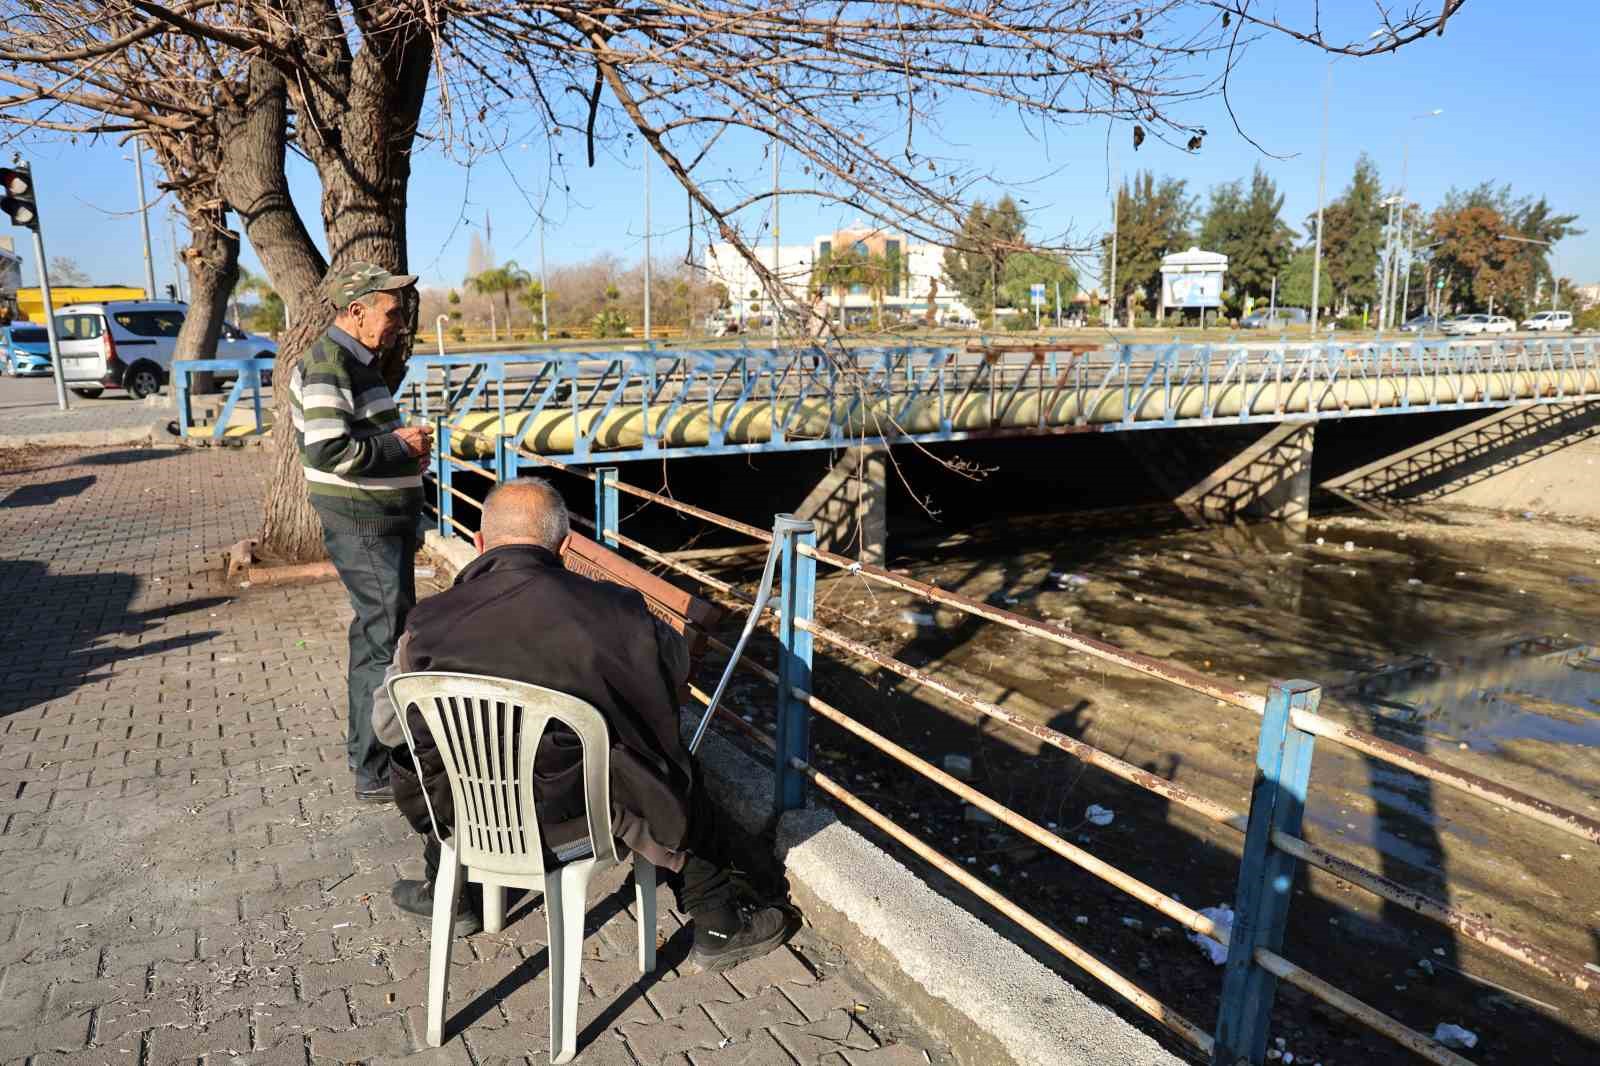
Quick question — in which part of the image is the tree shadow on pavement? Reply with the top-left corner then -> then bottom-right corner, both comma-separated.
0,559 -> 223,720
0,474 -> 94,508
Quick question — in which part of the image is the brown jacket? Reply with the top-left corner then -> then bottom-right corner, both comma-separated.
372,543 -> 696,870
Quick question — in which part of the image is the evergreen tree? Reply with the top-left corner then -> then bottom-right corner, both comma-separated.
999,252 -> 1076,317
1275,246 -> 1317,309
1101,172 -> 1194,316
942,196 -> 1028,316
1199,165 -> 1292,306
1315,155 -> 1384,314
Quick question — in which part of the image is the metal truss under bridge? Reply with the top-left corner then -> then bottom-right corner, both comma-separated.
393,336 -> 1600,466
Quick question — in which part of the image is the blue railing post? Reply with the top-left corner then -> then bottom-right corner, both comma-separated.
774,515 -> 817,814
175,362 -> 193,436
434,416 -> 452,535
594,466 -> 619,548
1212,680 -> 1322,1066
493,431 -> 511,485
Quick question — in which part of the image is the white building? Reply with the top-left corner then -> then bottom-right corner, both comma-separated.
704,224 -> 975,326
0,237 -> 22,319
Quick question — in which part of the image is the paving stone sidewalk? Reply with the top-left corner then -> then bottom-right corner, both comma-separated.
0,445 -> 952,1066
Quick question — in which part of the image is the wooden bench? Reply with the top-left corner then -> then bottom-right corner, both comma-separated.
559,532 -> 726,694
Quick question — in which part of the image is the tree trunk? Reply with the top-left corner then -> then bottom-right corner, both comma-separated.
236,26 -> 431,562
171,206 -> 240,401
217,60 -> 333,563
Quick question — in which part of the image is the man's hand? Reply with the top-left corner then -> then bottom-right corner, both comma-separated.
394,424 -> 434,458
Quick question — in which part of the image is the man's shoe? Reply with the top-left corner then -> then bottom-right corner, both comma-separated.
689,902 -> 800,973
391,879 -> 482,937
354,781 -> 394,803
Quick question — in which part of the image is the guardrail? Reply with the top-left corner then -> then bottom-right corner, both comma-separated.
394,337 -> 1600,464
172,357 -> 275,442
415,446 -> 1600,1065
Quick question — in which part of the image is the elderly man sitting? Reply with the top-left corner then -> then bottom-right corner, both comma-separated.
371,478 -> 796,972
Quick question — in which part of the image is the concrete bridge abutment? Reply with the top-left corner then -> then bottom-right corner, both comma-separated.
794,446 -> 890,564
1126,421 -> 1316,528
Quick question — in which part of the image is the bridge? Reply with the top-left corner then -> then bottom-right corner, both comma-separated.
389,335 -> 1600,557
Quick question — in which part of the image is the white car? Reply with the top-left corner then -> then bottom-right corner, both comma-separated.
1442,314 -> 1514,336
1523,310 -> 1573,332
54,300 -> 276,399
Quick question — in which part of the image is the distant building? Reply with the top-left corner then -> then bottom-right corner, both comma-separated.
1573,282 -> 1600,310
704,223 -> 975,326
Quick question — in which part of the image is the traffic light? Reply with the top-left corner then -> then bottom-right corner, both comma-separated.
1,164 -> 39,230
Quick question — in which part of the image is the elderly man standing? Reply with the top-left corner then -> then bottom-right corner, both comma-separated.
291,263 -> 433,803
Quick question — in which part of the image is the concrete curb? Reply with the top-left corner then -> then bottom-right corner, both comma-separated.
684,717 -> 1184,1066
423,529 -> 476,574
0,419 -> 165,451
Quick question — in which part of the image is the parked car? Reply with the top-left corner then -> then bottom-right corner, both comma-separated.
1240,308 -> 1309,329
1399,314 -> 1444,333
1,323 -> 54,376
1443,314 -> 1516,336
53,301 -> 276,399
211,322 -> 279,383
1522,310 -> 1573,332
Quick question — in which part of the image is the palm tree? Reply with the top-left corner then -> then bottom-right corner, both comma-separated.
468,261 -> 533,339
862,248 -> 908,329
518,278 -> 547,337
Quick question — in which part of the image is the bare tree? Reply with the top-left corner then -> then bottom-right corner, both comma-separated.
0,0 -> 1464,559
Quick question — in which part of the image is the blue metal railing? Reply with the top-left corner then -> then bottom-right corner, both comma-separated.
172,357 -> 274,442
395,337 -> 1600,466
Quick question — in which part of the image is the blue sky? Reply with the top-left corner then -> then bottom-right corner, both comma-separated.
9,4 -> 1595,295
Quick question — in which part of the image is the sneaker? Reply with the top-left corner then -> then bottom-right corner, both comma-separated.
391,878 -> 482,937
688,902 -> 800,973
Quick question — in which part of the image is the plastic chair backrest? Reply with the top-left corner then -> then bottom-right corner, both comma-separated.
386,672 -> 617,877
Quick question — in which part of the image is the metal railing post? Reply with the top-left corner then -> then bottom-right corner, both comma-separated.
493,431 -> 511,485
774,514 -> 817,813
175,363 -> 192,436
1212,679 -> 1321,1066
434,416 -> 452,536
594,466 -> 619,548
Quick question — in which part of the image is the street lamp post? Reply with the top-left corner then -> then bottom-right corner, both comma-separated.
1497,234 -> 1559,312
1387,109 -> 1442,330
125,142 -> 158,301
1310,60 -> 1332,334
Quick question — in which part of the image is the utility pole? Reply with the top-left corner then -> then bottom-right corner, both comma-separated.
1107,177 -> 1120,327
1310,61 -> 1332,333
168,210 -> 185,302
771,141 -> 780,346
642,151 -> 652,341
132,141 -> 157,301
538,214 -> 549,341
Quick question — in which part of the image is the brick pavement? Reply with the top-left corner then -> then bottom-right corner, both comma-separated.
0,445 -> 952,1066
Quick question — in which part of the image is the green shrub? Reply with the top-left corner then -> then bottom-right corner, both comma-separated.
1336,314 -> 1365,330
450,327 -> 465,342
592,308 -> 630,338
1002,315 -> 1033,333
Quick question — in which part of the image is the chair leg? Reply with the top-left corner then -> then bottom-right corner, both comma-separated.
483,883 -> 505,934
426,842 -> 463,1047
633,853 -> 656,974
545,862 -> 593,1065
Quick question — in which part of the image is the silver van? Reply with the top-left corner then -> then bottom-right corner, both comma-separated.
56,301 -> 186,399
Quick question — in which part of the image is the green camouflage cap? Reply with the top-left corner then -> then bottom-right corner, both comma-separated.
327,262 -> 418,309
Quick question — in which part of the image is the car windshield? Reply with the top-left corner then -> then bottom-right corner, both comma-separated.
10,327 -> 47,343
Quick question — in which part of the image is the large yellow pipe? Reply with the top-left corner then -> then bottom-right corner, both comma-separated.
447,366 -> 1600,458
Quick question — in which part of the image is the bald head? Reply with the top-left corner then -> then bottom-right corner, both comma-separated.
478,477 -> 570,551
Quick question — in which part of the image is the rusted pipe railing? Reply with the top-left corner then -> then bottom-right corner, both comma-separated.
1254,949 -> 1474,1066
795,756 -> 1216,1056
1271,830 -> 1596,994
1287,713 -> 1600,846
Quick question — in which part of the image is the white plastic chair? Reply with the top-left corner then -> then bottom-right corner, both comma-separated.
385,671 -> 657,1064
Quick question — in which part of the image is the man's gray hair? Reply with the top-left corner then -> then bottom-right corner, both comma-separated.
480,476 -> 570,550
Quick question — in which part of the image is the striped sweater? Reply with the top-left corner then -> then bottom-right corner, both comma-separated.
288,328 -> 422,536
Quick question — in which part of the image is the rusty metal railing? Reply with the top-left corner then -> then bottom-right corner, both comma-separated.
429,448 -> 1596,1065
